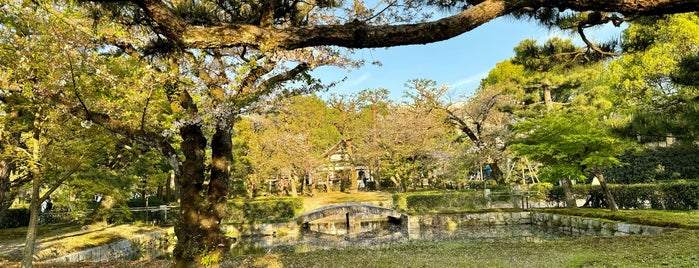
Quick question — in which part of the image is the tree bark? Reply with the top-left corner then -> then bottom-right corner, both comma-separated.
594,172 -> 619,211
173,123 -> 231,267
21,179 -> 40,268
0,159 -> 17,224
489,161 -> 505,184
21,114 -> 43,268
543,87 -> 553,112
561,176 -> 577,208
126,0 -> 699,50
345,139 -> 358,193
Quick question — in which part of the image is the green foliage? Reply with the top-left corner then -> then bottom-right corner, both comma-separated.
610,13 -> 699,140
126,197 -> 166,207
603,144 -> 699,183
547,181 -> 699,210
0,208 -> 30,228
510,111 -> 629,183
525,182 -> 554,201
225,197 -> 303,223
393,191 -> 491,213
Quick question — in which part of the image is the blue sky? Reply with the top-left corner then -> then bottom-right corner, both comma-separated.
312,16 -> 625,101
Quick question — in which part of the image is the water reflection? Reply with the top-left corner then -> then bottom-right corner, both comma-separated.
230,215 -> 579,256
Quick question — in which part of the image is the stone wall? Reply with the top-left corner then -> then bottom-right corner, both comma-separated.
407,212 -> 532,228
43,230 -> 171,263
530,212 -> 676,236
402,212 -> 675,237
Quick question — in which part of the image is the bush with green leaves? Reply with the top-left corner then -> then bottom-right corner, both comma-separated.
603,144 -> 699,183
547,181 -> 699,210
225,197 -> 303,224
0,208 -> 30,228
393,190 -> 495,213
126,197 -> 166,207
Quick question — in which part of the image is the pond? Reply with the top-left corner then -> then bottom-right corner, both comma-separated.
230,214 -> 584,256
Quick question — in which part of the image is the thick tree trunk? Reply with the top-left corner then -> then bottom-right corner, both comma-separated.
594,172 -> 619,211
561,177 -> 577,208
0,159 -> 16,224
489,161 -> 505,184
173,123 -> 231,267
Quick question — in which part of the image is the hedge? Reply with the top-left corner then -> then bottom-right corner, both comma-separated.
0,208 -> 30,228
603,144 -> 699,183
225,197 -> 303,224
393,190 -> 498,213
547,181 -> 699,210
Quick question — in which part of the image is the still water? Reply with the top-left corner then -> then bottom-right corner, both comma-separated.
230,216 -> 579,256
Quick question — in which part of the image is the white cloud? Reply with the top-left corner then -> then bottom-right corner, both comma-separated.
448,71 -> 489,95
344,72 -> 371,87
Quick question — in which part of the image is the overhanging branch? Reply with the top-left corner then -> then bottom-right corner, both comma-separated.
108,0 -> 699,50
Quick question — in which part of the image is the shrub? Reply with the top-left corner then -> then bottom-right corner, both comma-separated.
546,181 -> 699,210
0,208 -> 30,228
603,144 -> 699,183
393,191 -> 490,213
225,197 -> 303,224
126,197 -> 166,207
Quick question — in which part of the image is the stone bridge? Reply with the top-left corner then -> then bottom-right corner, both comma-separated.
296,203 -> 404,224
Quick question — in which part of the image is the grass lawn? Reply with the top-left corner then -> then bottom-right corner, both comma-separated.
222,228 -> 699,267
2,195 -> 697,267
0,222 -> 165,262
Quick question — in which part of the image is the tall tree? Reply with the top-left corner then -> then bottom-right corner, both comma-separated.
12,2 -> 355,266
357,88 -> 390,189
608,13 -> 699,142
406,79 -> 511,184
327,94 -> 360,192
509,111 -> 629,211
0,4 -> 123,267
27,0 -> 699,266
379,83 -> 454,192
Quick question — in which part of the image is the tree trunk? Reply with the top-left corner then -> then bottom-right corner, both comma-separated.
0,159 -> 16,224
594,172 -> 619,211
22,117 -> 43,268
489,161 -> 505,184
290,174 -> 298,197
21,181 -> 40,268
345,140 -> 358,193
309,172 -> 316,196
371,105 -> 381,190
561,176 -> 577,208
173,123 -> 231,267
544,87 -> 553,112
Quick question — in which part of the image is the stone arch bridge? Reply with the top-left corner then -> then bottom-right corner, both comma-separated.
296,203 -> 404,224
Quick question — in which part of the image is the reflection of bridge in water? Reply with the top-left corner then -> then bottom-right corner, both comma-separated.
296,203 -> 406,236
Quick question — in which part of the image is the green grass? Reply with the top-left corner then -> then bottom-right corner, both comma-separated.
0,223 -> 165,261
222,229 -> 699,267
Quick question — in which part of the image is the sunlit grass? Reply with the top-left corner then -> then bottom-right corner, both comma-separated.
224,229 -> 699,267
0,223 -> 165,261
